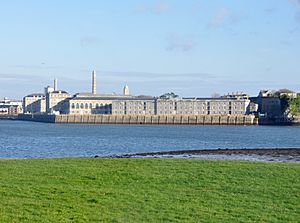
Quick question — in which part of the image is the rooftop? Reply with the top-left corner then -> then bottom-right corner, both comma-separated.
25,93 -> 45,97
276,89 -> 295,94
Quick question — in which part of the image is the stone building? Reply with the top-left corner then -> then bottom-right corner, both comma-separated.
111,97 -> 251,116
276,89 -> 297,99
65,93 -> 116,115
22,70 -> 254,116
23,93 -> 45,114
257,97 -> 281,117
155,98 -> 251,115
0,98 -> 23,115
45,90 -> 72,114
112,97 -> 155,115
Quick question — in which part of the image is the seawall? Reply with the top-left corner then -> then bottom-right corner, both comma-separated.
18,114 -> 56,123
258,116 -> 300,125
0,115 -> 18,120
18,114 -> 257,125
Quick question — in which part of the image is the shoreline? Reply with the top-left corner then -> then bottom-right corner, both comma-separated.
1,148 -> 300,163
107,148 -> 300,163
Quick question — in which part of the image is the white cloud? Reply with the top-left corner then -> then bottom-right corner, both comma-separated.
208,8 -> 245,28
136,2 -> 171,15
209,7 -> 230,28
165,34 -> 196,52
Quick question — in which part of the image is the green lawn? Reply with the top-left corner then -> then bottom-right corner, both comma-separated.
0,158 -> 299,222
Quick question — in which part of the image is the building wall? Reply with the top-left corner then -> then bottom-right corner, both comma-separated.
112,98 -> 250,116
67,99 -> 113,115
23,93 -> 251,116
156,98 -> 250,115
257,97 -> 281,117
46,91 -> 71,114
0,100 -> 23,115
23,94 -> 45,114
112,100 -> 155,115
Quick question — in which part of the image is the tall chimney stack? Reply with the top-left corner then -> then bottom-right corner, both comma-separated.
54,78 -> 58,91
92,70 -> 96,95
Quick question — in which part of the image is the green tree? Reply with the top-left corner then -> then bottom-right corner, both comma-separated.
159,92 -> 179,99
289,96 -> 300,115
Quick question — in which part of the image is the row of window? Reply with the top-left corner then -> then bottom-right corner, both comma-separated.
155,106 -> 243,110
71,103 -> 111,110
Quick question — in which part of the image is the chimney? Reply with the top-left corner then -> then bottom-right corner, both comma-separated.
54,78 -> 58,91
92,70 -> 96,95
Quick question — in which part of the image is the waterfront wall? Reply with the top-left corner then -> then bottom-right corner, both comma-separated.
258,116 -> 300,125
18,114 -> 56,123
18,114 -> 257,125
0,115 -> 18,120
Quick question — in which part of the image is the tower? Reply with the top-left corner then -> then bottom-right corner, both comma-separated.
54,78 -> 58,91
123,84 -> 129,96
92,70 -> 96,95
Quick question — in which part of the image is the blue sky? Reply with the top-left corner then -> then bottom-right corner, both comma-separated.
0,0 -> 299,99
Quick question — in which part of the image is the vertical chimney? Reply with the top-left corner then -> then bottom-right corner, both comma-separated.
54,78 -> 58,91
92,70 -> 96,95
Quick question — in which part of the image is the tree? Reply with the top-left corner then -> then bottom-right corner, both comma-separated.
289,96 -> 300,115
159,92 -> 179,99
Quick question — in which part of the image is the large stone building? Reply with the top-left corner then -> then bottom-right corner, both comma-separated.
276,89 -> 297,99
112,97 -> 156,115
45,89 -> 72,114
111,97 -> 251,116
23,70 -> 254,116
23,93 -> 45,114
66,93 -> 131,115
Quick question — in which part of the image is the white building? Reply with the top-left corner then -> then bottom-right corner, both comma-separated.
0,98 -> 23,115
23,93 -> 45,114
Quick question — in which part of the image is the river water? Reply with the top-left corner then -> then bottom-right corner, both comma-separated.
0,120 -> 300,158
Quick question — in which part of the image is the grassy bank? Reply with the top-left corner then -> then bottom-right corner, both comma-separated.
0,158 -> 299,222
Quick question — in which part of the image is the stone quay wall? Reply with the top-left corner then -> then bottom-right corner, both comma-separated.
19,114 -> 258,125
18,114 -> 56,123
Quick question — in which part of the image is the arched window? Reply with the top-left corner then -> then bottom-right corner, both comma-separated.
85,103 -> 88,109
76,103 -> 79,109
96,103 -> 99,108
71,103 -> 75,109
89,103 -> 92,109
80,103 -> 84,109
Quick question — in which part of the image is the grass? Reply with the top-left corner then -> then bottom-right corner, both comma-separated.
0,158 -> 299,222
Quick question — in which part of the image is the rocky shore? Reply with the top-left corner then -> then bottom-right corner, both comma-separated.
106,148 -> 300,163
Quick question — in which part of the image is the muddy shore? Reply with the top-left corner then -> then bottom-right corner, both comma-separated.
106,148 -> 300,163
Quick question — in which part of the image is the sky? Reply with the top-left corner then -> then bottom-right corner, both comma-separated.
0,0 -> 299,99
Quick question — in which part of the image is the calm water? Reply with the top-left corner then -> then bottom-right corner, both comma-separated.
0,120 -> 300,158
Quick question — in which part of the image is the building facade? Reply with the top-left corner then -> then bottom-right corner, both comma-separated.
22,71 -> 255,116
0,98 -> 23,115
23,93 -> 45,114
111,97 -> 251,116
112,97 -> 155,115
45,90 -> 72,114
